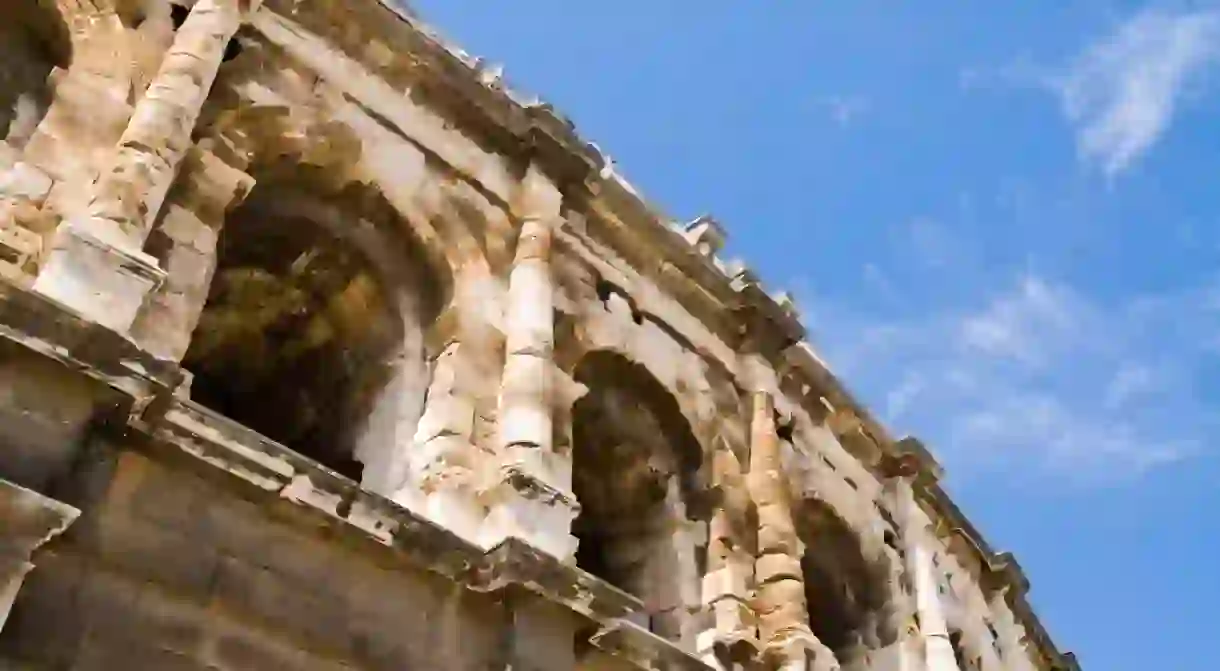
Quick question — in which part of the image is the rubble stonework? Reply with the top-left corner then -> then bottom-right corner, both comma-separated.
0,1 -> 1078,669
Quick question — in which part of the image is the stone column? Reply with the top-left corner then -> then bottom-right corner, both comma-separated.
0,479 -> 79,632
33,0 -> 250,334
887,458 -> 960,671
697,438 -> 758,668
0,7 -> 133,281
498,213 -> 557,458
480,164 -> 578,560
130,148 -> 253,361
747,390 -> 816,670
22,6 -> 135,203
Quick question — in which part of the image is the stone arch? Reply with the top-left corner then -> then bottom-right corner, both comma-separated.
197,69 -> 491,288
796,496 -> 896,667
570,350 -> 709,644
180,177 -> 451,491
1,1 -> 69,152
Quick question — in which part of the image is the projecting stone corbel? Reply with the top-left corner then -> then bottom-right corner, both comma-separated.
682,214 -> 726,258
0,479 -> 79,633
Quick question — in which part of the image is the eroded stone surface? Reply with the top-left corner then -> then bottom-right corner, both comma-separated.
0,1 -> 1078,670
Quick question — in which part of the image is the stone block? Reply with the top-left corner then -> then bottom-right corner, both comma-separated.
0,163 -> 52,204
125,460 -> 208,533
32,218 -> 165,333
701,565 -> 750,606
754,553 -> 802,586
212,557 -> 352,657
75,635 -> 208,671
205,620 -> 352,671
93,512 -> 219,600
755,503 -> 799,555
0,551 -> 86,666
200,494 -> 340,592
480,467 -> 578,560
0,355 -> 97,491
109,583 -> 208,656
504,593 -> 578,671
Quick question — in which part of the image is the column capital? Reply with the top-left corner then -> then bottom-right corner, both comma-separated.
878,452 -> 922,480
514,162 -> 564,222
880,435 -> 944,484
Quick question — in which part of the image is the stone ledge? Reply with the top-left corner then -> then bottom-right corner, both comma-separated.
0,479 -> 79,559
134,397 -> 711,670
0,276 -> 183,415
589,619 -> 714,671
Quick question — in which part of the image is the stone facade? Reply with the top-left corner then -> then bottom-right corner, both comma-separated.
0,1 -> 1079,669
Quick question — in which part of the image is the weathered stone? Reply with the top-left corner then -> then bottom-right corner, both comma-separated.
0,479 -> 78,633
0,2 -> 1077,671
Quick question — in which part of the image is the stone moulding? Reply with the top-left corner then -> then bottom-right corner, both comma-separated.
138,397 -> 712,670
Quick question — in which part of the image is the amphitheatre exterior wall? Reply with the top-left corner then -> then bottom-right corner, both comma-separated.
0,1 -> 1077,670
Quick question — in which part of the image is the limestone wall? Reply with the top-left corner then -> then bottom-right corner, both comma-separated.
0,1 -> 1077,670
2,449 -> 506,670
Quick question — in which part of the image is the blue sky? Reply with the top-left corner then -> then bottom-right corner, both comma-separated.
407,2 -> 1219,668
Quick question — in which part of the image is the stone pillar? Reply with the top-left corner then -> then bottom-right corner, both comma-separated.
480,164 -> 578,560
747,390 -> 817,670
130,149 -> 253,361
0,7 -> 133,281
0,479 -> 79,632
33,0 -> 250,334
887,459 -> 960,671
697,438 -> 758,668
398,287 -> 495,543
498,213 -> 556,457
22,7 -> 135,204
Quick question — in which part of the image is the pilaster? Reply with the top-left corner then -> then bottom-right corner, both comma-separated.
747,390 -> 817,669
481,163 -> 578,560
696,439 -> 759,668
884,454 -> 960,671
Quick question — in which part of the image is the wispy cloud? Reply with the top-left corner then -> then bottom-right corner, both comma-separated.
805,273 -> 1219,486
1053,7 -> 1220,177
821,95 -> 870,127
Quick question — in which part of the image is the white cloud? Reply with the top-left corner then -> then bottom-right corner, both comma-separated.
958,275 -> 1081,365
903,217 -> 963,269
804,274 -> 1219,485
822,95 -> 870,127
1054,7 -> 1220,177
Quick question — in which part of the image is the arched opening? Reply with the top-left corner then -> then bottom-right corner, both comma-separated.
797,499 -> 892,667
181,186 -> 445,486
1,1 -> 68,152
571,352 -> 706,643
